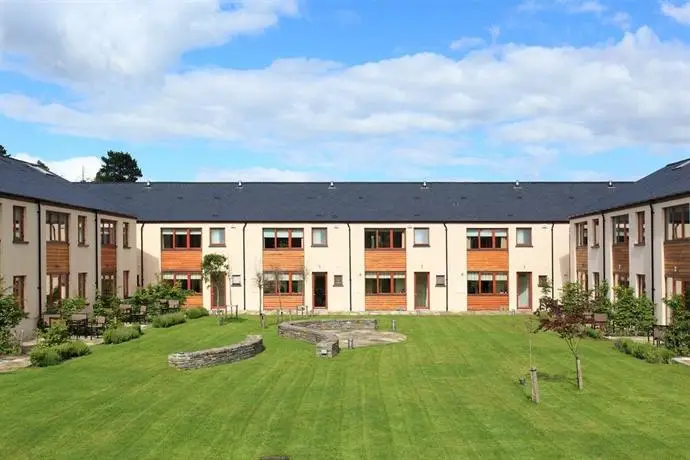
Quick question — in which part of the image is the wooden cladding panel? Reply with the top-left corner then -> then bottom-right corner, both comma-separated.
575,247 -> 588,271
467,250 -> 509,271
364,250 -> 406,271
664,240 -> 690,278
185,295 -> 203,308
46,242 -> 69,274
468,295 -> 508,311
263,250 -> 305,271
161,250 -> 202,271
365,294 -> 407,311
101,246 -> 117,273
263,295 -> 304,310
611,244 -> 630,274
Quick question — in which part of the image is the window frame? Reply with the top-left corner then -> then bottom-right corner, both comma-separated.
77,215 -> 88,246
637,274 -> 646,297
636,211 -> 646,245
311,228 -> 328,247
364,228 -> 406,250
575,222 -> 588,247
13,206 -> 26,243
100,220 -> 117,246
262,272 -> 305,295
78,272 -> 87,298
123,270 -> 130,298
161,272 -> 203,294
123,222 -> 131,249
209,227 -> 226,247
364,272 -> 406,295
333,275 -> 344,287
101,272 -> 116,297
516,227 -> 533,247
435,274 -> 446,287
413,228 -> 430,247
467,229 -> 508,250
612,214 -> 630,245
262,228 -> 304,250
46,273 -> 69,309
46,211 -> 69,243
12,276 -> 25,311
161,228 -> 203,250
467,271 -> 509,296
231,274 -> 242,287
664,204 -> 690,241
592,219 -> 600,247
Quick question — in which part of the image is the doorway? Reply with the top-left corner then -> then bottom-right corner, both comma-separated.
517,272 -> 532,310
313,272 -> 327,309
415,272 -> 430,309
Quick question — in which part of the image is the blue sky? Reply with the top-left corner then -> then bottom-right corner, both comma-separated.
2,0 -> 690,182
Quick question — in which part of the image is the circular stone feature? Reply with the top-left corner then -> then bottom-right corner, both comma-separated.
323,329 -> 407,348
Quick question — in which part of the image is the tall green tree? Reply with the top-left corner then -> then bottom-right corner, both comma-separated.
94,150 -> 143,183
0,145 -> 8,157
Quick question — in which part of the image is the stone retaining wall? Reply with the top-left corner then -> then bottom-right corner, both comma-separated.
168,335 -> 264,370
277,319 -> 377,358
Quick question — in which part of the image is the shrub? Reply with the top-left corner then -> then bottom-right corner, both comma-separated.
55,340 -> 91,360
0,280 -> 28,355
130,280 -> 193,317
185,308 -> 209,320
664,295 -> 690,356
614,339 -> 675,364
103,325 -> 143,344
39,322 -> 71,347
582,327 -> 604,340
92,292 -> 122,326
610,287 -> 655,336
151,312 -> 187,328
30,347 -> 62,367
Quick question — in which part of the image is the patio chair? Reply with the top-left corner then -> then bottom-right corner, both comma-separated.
90,316 -> 107,338
167,300 -> 181,312
119,304 -> 133,323
652,325 -> 667,347
593,313 -> 608,330
68,314 -> 89,338
583,311 -> 595,327
131,305 -> 147,324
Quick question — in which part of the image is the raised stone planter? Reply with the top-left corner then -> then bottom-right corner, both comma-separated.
168,335 -> 264,370
278,319 -> 377,358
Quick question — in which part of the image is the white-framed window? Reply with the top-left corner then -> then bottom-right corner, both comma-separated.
231,274 -> 242,286
312,228 -> 328,247
516,228 -> 532,247
210,228 -> 226,246
414,228 -> 430,246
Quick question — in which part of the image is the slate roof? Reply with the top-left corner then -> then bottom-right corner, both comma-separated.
571,158 -> 690,218
76,181 -> 634,223
0,156 -> 135,217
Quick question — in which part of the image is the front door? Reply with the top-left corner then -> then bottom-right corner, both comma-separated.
414,272 -> 430,309
517,272 -> 531,309
313,272 -> 327,309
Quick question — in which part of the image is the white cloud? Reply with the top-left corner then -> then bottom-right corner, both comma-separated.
196,167 -> 321,181
0,0 -> 298,86
611,11 -> 631,30
661,1 -> 690,24
450,37 -> 485,51
569,0 -> 606,14
13,153 -> 101,181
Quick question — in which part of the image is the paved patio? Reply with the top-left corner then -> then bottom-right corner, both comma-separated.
322,329 -> 407,348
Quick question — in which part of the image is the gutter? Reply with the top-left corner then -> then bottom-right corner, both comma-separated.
347,223 -> 353,312
551,223 -> 555,298
95,211 -> 99,292
242,223 -> 247,311
37,202 -> 43,323
443,223 -> 449,311
649,203 -> 655,303
601,212 -> 606,282
139,223 -> 145,287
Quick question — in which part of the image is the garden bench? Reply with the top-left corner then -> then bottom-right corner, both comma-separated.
652,325 -> 667,347
593,313 -> 608,330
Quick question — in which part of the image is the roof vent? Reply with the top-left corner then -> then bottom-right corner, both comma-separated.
607,180 -> 614,189
672,159 -> 690,170
237,181 -> 243,188
145,180 -> 151,188
421,181 -> 429,190
514,180 -> 521,189
328,181 -> 336,189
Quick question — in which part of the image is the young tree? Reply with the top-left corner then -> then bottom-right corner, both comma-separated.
0,144 -> 8,157
201,254 -> 230,308
0,280 -> 28,355
611,286 -> 655,336
536,281 -> 591,390
664,295 -> 690,356
94,150 -> 143,182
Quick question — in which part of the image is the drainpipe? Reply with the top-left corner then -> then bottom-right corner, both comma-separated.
551,223 -> 555,298
242,223 -> 247,311
347,223 -> 353,312
443,223 -> 449,312
649,203 -> 655,304
601,212 -> 606,282
37,202 -> 43,323
139,222 -> 145,287
95,211 -> 99,293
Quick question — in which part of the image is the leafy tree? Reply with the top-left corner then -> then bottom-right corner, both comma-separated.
591,280 -> 612,315
0,280 -> 28,355
202,254 -> 230,309
536,281 -> 591,390
611,286 -> 655,336
94,150 -> 143,183
664,295 -> 690,356
0,144 -> 8,157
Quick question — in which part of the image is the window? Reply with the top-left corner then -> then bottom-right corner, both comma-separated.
12,276 -> 25,311
538,276 -> 549,290
614,273 -> 629,288
312,228 -> 328,247
637,274 -> 646,297
467,229 -> 508,249
592,219 -> 600,246
365,272 -> 406,294
46,211 -> 69,242
123,222 -> 130,248
575,222 -> 588,247
161,228 -> 202,249
636,211 -> 645,245
435,275 -> 446,287
467,272 -> 508,295
516,228 -> 532,247
262,272 -> 304,295
414,228 -> 430,247
13,206 -> 26,242
123,271 -> 130,298
612,214 -> 629,244
364,229 -> 406,249
77,216 -> 87,245
46,274 -> 68,308
577,271 -> 588,290
161,273 -> 203,293
665,204 -> 690,241
101,220 -> 116,246
593,272 -> 600,289
101,273 -> 116,297
263,228 -> 303,249
78,273 -> 87,298
231,274 -> 242,287
210,228 -> 226,246
333,275 -> 344,287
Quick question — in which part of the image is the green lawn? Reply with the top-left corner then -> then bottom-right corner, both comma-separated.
1,316 -> 689,459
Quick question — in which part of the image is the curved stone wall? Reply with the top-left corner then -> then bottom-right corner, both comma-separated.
277,319 -> 377,358
168,335 -> 264,369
